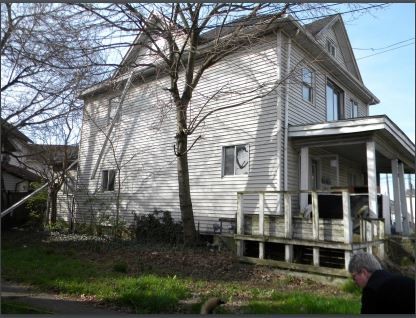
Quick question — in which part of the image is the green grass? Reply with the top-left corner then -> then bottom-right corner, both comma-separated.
1,246 -> 190,313
1,240 -> 361,314
1,300 -> 53,314
244,290 -> 360,314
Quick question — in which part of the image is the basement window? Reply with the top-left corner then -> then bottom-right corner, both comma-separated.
223,144 -> 249,176
102,169 -> 116,191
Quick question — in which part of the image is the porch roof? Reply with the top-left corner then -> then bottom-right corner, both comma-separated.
288,115 -> 415,172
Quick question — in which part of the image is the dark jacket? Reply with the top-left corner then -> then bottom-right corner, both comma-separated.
361,269 -> 415,314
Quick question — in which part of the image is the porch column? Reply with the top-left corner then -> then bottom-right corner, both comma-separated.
366,141 -> 378,218
300,146 -> 309,210
382,194 -> 391,235
391,159 -> 403,233
398,162 -> 410,235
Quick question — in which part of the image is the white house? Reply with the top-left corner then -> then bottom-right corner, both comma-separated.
69,14 -> 415,275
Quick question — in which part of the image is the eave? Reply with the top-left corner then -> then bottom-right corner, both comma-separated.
288,115 -> 415,171
79,15 -> 379,105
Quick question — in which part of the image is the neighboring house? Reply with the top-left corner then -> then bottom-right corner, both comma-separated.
1,119 -> 40,193
1,119 -> 78,225
72,14 -> 415,275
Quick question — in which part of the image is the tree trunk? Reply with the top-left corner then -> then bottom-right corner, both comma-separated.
176,131 -> 198,244
50,185 -> 58,225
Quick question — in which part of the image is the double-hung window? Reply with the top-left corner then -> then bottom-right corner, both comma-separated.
351,99 -> 359,118
302,68 -> 314,103
102,169 -> 116,191
223,144 -> 249,176
326,80 -> 344,121
108,96 -> 121,125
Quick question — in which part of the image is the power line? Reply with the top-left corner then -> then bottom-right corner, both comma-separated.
353,38 -> 414,51
356,42 -> 414,60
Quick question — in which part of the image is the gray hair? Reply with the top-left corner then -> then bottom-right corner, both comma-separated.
348,252 -> 382,273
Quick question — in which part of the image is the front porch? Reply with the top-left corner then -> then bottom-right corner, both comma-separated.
234,190 -> 385,277
233,116 -> 415,277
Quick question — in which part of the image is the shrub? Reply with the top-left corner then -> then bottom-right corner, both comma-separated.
25,182 -> 48,229
133,210 -> 183,245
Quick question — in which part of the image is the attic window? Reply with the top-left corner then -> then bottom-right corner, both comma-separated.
327,39 -> 336,57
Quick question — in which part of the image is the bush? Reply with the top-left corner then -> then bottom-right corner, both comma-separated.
25,182 -> 48,229
133,210 -> 183,245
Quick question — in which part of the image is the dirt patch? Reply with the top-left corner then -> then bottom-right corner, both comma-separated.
2,229 -> 349,313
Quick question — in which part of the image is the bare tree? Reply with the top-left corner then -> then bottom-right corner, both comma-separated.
1,3 -> 106,135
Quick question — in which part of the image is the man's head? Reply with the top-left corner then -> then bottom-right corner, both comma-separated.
348,252 -> 382,288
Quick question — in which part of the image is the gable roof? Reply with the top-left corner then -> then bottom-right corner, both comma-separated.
304,15 -> 338,37
304,14 -> 362,82
80,13 -> 377,104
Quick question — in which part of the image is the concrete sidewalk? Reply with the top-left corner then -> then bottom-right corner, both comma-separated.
1,280 -> 126,314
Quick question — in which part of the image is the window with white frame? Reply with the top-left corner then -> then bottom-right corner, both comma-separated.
223,144 -> 249,176
108,96 -> 121,125
351,99 -> 359,118
102,169 -> 116,191
327,39 -> 336,57
302,68 -> 314,103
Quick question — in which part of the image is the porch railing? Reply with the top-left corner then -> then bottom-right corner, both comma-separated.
235,189 -> 385,271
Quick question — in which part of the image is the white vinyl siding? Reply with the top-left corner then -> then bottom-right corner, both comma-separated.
74,33 -> 282,232
317,27 -> 347,69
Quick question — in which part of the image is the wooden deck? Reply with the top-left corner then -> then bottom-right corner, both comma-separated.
234,190 -> 386,277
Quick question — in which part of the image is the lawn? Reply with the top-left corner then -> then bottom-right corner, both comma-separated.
1,230 -> 361,314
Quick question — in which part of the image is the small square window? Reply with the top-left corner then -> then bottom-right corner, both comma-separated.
302,68 -> 313,103
327,40 -> 336,57
108,96 -> 121,125
223,145 -> 249,176
102,169 -> 116,191
351,99 -> 359,118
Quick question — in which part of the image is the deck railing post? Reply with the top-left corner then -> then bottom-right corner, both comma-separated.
366,220 -> 373,254
259,193 -> 265,259
284,192 -> 293,262
236,193 -> 244,257
311,191 -> 319,266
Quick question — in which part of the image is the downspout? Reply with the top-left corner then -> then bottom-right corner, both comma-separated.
283,36 -> 292,191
